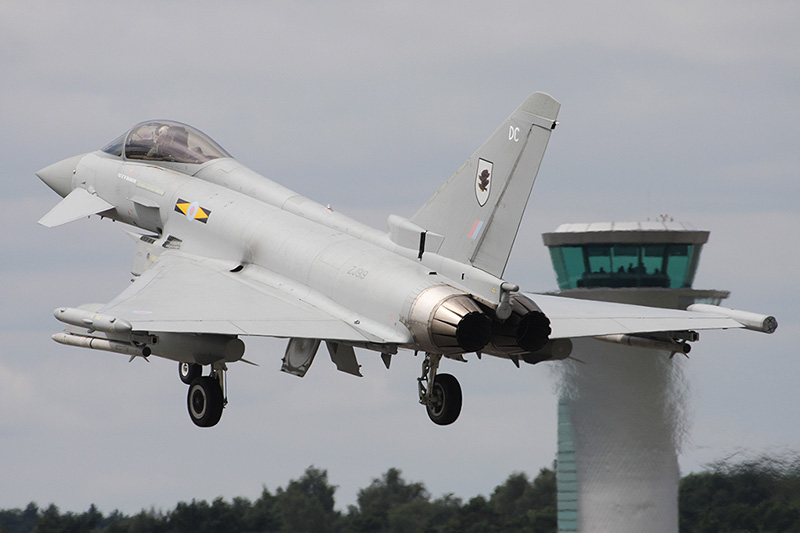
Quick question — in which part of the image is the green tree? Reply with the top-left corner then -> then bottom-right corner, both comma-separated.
167,499 -> 210,532
80,504 -> 103,531
385,499 -> 434,532
117,508 -> 166,533
424,493 -> 463,532
0,502 -> 40,533
33,504 -> 68,533
679,455 -> 800,532
205,497 -> 246,533
242,487 -> 281,531
275,466 -> 340,532
347,467 -> 429,532
441,495 -> 501,533
489,468 -> 556,532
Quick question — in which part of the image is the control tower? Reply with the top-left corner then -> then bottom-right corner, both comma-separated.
542,220 -> 729,533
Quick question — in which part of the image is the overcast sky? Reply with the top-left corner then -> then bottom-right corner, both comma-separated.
1,0 -> 798,515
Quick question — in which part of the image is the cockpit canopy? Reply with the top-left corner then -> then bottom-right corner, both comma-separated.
102,120 -> 232,164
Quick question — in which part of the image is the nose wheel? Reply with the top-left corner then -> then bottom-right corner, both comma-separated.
418,353 -> 463,425
181,362 -> 226,427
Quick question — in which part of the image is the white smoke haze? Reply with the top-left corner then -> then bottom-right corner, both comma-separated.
556,339 -> 688,530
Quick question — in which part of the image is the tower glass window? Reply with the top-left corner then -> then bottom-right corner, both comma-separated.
548,242 -> 703,290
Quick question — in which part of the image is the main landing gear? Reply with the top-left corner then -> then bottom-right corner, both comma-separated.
418,353 -> 463,425
179,362 -> 227,427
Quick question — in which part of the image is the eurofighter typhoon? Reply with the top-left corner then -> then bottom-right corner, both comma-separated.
37,93 -> 776,427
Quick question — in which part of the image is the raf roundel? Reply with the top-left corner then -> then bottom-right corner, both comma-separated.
186,202 -> 199,220
174,198 -> 211,223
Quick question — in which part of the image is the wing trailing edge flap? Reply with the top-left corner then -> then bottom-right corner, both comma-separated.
528,293 -> 743,339
38,188 -> 115,227
98,252 -> 404,344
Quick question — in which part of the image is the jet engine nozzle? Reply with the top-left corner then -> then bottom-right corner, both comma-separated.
486,294 -> 551,356
406,285 -> 492,354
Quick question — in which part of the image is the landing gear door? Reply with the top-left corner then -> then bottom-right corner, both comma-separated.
281,338 -> 321,377
326,341 -> 363,377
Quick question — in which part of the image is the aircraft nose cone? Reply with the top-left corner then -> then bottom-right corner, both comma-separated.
36,154 -> 84,197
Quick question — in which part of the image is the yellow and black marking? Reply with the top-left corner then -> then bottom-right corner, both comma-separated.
174,198 -> 211,223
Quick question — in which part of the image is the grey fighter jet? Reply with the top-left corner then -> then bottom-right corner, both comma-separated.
36,93 -> 776,427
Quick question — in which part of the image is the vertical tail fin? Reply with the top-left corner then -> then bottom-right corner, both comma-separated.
410,92 -> 560,277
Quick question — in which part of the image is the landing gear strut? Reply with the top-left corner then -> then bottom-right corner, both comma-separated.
418,353 -> 462,425
181,362 -> 227,427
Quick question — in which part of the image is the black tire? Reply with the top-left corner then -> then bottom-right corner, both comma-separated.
179,362 -> 202,385
187,377 -> 224,427
426,373 -> 462,426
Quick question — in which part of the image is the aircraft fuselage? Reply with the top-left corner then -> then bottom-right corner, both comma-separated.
37,96 -> 566,426
57,150 -> 514,355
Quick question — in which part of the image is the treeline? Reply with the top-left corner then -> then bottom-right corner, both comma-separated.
1,457 -> 799,533
0,467 -> 555,533
679,455 -> 800,532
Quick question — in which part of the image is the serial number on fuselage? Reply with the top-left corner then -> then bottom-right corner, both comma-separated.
347,266 -> 369,279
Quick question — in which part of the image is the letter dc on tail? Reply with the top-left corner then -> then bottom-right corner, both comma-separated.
37,93 -> 776,427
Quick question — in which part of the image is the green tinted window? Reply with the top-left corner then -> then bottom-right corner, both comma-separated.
547,243 -> 702,290
548,246 -> 584,290
586,245 -> 612,274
